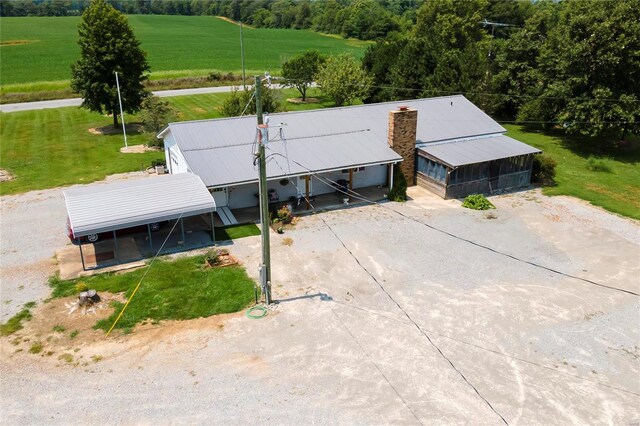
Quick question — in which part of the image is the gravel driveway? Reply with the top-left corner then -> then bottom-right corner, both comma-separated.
0,173 -> 151,320
1,185 -> 638,424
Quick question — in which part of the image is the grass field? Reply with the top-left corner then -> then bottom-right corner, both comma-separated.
505,125 -> 640,220
48,256 -> 256,332
0,15 -> 369,87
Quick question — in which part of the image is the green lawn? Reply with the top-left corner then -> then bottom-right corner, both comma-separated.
0,15 -> 369,87
49,255 -> 256,332
215,224 -> 261,241
0,107 -> 163,195
505,125 -> 640,220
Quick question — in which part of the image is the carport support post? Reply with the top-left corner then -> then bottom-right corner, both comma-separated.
113,230 -> 119,261
348,168 -> 354,200
78,239 -> 86,271
180,218 -> 185,246
210,212 -> 216,244
256,75 -> 272,305
147,224 -> 153,250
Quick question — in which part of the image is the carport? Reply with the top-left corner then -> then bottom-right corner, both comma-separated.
64,173 -> 216,270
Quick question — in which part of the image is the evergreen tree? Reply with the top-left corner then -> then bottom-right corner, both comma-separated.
71,0 -> 149,127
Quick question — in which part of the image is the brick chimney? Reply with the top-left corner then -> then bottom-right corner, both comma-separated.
388,106 -> 417,186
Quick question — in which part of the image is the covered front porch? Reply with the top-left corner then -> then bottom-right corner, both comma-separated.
212,184 -> 390,227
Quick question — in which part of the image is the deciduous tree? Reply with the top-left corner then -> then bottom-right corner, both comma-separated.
71,0 -> 150,128
282,50 -> 325,101
316,54 -> 373,107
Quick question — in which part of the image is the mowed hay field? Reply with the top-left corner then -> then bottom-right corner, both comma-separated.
0,15 -> 369,87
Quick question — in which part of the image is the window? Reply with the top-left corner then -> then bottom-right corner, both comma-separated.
341,167 -> 365,174
212,188 -> 225,193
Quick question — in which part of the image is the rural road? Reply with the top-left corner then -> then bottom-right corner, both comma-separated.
0,83 -> 297,113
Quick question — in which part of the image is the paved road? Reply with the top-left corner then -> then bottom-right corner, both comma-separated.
0,85 -> 243,113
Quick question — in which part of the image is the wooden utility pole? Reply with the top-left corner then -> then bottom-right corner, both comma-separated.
255,76 -> 272,305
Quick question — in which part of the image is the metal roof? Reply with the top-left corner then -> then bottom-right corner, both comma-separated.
182,129 -> 402,187
64,174 -> 215,237
418,135 -> 542,167
162,94 -> 505,149
160,95 -> 504,187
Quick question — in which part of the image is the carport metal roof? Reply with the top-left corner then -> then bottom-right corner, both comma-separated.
418,135 -> 541,167
64,173 -> 215,237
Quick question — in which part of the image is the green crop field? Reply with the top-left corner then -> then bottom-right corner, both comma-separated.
0,15 -> 369,87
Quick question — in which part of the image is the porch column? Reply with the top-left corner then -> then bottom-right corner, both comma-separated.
180,218 -> 186,246
389,163 -> 394,190
348,168 -> 354,200
305,175 -> 310,210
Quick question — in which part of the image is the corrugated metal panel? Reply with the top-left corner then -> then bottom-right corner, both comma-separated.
183,129 -> 402,188
64,174 -> 215,237
418,135 -> 542,167
163,95 -> 505,152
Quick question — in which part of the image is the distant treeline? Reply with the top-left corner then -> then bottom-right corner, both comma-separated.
0,0 -> 420,40
0,0 -> 529,41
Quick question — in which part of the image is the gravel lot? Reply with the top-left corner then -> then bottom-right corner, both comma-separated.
1,185 -> 639,424
0,173 -> 153,321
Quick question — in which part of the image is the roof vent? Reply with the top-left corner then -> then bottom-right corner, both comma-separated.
398,106 -> 409,111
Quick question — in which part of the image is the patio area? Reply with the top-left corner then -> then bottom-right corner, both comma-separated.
218,185 -> 390,226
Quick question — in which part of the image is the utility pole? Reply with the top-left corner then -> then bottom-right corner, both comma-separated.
114,71 -> 128,148
240,22 -> 246,89
255,75 -> 272,305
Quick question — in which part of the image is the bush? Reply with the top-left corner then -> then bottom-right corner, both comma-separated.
586,156 -> 613,173
532,154 -> 557,184
272,205 -> 293,224
151,159 -> 166,168
75,281 -> 88,293
462,194 -> 495,210
204,249 -> 219,266
387,166 -> 407,202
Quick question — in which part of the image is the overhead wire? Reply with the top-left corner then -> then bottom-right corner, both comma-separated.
273,151 -> 638,297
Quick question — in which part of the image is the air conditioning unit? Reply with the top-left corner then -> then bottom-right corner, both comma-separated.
155,165 -> 165,175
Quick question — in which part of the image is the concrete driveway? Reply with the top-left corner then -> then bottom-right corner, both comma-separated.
1,187 -> 638,424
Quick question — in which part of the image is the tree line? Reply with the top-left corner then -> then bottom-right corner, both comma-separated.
363,0 -> 640,141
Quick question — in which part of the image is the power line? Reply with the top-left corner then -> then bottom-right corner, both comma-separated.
276,154 -> 639,298
320,215 -> 509,425
364,83 -> 640,104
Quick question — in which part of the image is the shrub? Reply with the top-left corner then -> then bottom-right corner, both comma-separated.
29,342 -> 43,354
387,166 -> 407,202
586,156 -> 613,173
75,281 -> 88,293
273,205 -> 293,224
462,194 -> 495,210
532,154 -> 557,184
151,159 -> 166,168
204,249 -> 219,266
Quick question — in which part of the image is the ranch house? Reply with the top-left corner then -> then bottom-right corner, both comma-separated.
159,95 -> 541,224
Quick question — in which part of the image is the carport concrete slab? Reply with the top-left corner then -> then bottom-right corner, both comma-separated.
56,237 -> 145,280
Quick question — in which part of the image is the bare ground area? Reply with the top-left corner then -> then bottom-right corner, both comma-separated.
1,185 -> 639,424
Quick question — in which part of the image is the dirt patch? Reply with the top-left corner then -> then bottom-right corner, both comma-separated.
119,144 -> 161,154
0,169 -> 15,182
3,293 -> 125,356
287,97 -> 320,104
215,16 -> 254,28
0,40 -> 38,46
88,123 -> 143,135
